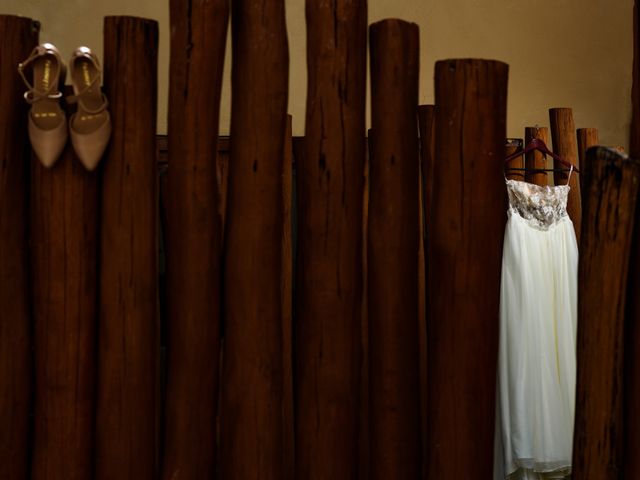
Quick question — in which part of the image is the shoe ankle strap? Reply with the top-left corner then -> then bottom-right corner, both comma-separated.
18,44 -> 63,104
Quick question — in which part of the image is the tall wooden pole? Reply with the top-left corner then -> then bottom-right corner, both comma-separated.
368,19 -> 421,479
572,147 -> 640,480
162,0 -> 228,477
427,59 -> 508,479
625,1 -> 640,476
31,96 -> 99,480
296,0 -> 367,477
96,16 -> 159,480
0,14 -> 38,480
577,128 -> 599,193
524,126 -> 550,186
418,105 -> 436,212
504,139 -> 524,182
550,108 -> 581,242
220,0 -> 289,477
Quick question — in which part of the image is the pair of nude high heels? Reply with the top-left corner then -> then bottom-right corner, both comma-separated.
18,43 -> 111,171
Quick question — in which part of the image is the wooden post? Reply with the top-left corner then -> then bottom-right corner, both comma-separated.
427,59 -> 508,479
220,0 -> 289,476
296,0 -> 367,477
0,14 -> 38,480
97,16 -> 159,480
505,139 -> 524,181
162,0 -> 228,477
550,108 -> 581,242
368,19 -> 421,479
572,147 -> 640,480
524,126 -> 550,186
577,128 -> 599,193
30,95 -> 99,480
625,1 -> 640,476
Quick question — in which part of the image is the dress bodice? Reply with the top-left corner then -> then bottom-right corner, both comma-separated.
506,179 -> 570,230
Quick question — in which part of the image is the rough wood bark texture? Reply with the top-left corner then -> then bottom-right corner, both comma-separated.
427,59 -> 508,479
505,140 -> 524,181
96,16 -> 159,480
572,147 -> 640,480
161,0 -> 228,477
625,2 -> 640,476
549,108 -> 581,242
524,126 -> 550,186
368,19 -> 421,480
417,104 -> 434,480
220,0 -> 289,476
295,0 -> 367,477
30,95 -> 99,480
0,14 -> 38,480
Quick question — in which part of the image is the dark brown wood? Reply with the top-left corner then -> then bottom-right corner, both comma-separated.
427,59 -> 508,479
295,0 -> 367,477
524,126 -> 550,186
368,19 -> 421,480
96,16 -> 159,480
219,0 -> 289,477
418,105 -> 436,213
577,128 -> 599,194
625,2 -> 640,476
161,0 -> 228,477
0,14 -> 38,480
550,108 -> 582,242
282,115 -> 294,480
30,94 -> 99,480
572,147 -> 640,480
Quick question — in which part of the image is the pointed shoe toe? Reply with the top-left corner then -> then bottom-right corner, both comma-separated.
28,112 -> 68,168
69,112 -> 111,171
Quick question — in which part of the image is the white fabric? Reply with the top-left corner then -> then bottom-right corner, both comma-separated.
495,179 -> 578,480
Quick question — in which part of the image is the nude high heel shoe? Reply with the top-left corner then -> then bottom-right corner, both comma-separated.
67,46 -> 111,171
18,43 -> 68,168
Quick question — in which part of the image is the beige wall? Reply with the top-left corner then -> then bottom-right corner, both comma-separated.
5,0 -> 634,148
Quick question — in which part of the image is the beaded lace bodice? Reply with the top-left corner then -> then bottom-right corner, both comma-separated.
506,179 -> 570,230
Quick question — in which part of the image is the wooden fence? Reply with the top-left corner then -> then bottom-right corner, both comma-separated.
1,1 -> 640,478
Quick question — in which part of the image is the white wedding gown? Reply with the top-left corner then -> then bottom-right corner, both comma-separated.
494,177 -> 578,480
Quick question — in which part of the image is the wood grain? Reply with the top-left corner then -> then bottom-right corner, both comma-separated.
30,93 -> 99,480
427,59 -> 508,479
368,19 -> 421,480
161,0 -> 228,477
572,147 -> 640,480
505,140 -> 524,182
295,0 -> 367,477
96,16 -> 159,480
524,126 -> 550,186
0,14 -> 38,480
220,0 -> 289,476
550,108 -> 582,242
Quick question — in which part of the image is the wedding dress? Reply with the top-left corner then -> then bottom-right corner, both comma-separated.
494,175 -> 578,480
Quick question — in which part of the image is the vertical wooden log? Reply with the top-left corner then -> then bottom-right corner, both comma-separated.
524,126 -> 550,186
625,2 -> 640,476
417,105 -> 434,480
427,59 -> 508,479
162,0 -> 228,477
572,147 -> 640,480
282,115 -> 294,480
368,19 -> 421,479
550,108 -> 581,242
219,0 -> 289,477
504,139 -> 524,181
31,100 -> 99,480
0,14 -> 38,480
96,16 -> 159,480
296,0 -> 367,477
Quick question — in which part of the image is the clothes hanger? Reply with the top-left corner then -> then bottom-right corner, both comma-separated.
504,138 -> 579,173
